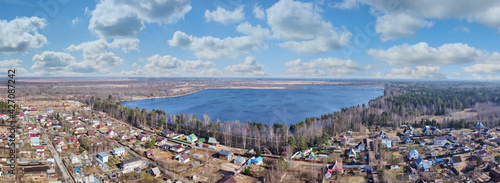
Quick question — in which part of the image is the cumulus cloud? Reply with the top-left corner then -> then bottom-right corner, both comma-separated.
463,64 -> 500,74
72,17 -> 80,25
253,5 -> 265,19
204,6 -> 245,25
89,0 -> 191,38
450,71 -> 461,76
367,42 -> 482,66
66,38 -> 139,67
335,0 -> 500,40
375,13 -> 433,41
453,26 -> 470,33
168,22 -> 271,59
224,56 -> 268,76
376,66 -> 446,79
132,54 -> 221,76
284,57 -> 362,77
0,17 -> 47,53
266,0 -> 351,53
0,59 -> 21,67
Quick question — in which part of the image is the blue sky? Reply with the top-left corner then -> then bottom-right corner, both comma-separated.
1,0 -> 500,80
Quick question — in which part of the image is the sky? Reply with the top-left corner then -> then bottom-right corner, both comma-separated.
1,0 -> 500,80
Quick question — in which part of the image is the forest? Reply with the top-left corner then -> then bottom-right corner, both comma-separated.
83,81 -> 500,156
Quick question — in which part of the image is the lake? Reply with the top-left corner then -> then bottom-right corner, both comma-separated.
121,85 -> 384,125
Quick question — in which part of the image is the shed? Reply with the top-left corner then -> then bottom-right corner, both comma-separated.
233,157 -> 246,166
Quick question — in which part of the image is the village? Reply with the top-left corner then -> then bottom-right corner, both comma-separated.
2,99 -> 500,183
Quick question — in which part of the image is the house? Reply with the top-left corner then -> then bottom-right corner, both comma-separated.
98,152 -> 109,163
346,131 -> 353,137
430,150 -> 439,157
340,135 -> 348,144
381,139 -> 392,148
348,148 -> 357,158
490,169 -> 500,183
234,157 -> 246,166
357,142 -> 365,151
55,139 -> 66,148
422,126 -> 432,136
112,147 -> 126,156
161,129 -> 174,137
187,134 -> 198,142
118,133 -> 128,140
170,145 -> 183,153
407,149 -> 419,160
451,156 -> 462,166
30,137 -> 40,146
403,126 -> 414,136
82,175 -> 100,183
475,150 -> 487,157
413,157 -> 432,171
107,129 -> 116,136
137,134 -> 149,142
70,154 -> 81,164
306,152 -> 318,160
219,176 -> 237,183
405,137 -> 413,144
477,122 -> 484,129
483,128 -> 492,135
377,131 -> 388,139
390,164 -> 399,169
121,157 -> 146,173
36,145 -> 45,154
149,167 -> 161,178
250,157 -> 263,165
208,137 -> 219,146
177,153 -> 189,163
434,136 -> 447,145
325,160 -> 343,179
145,150 -> 154,157
219,150 -> 233,161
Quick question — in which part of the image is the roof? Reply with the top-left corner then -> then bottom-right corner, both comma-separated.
476,149 -> 487,155
151,167 -> 160,175
208,137 -> 218,144
188,134 -> 197,139
234,157 -> 246,162
332,160 -> 343,172
98,152 -> 109,158
36,145 -> 44,150
30,137 -> 40,143
122,157 -> 143,165
310,152 -> 318,158
252,157 -> 263,163
219,150 -> 232,156
434,136 -> 447,141
112,147 -> 125,152
219,176 -> 236,183
451,156 -> 462,163
181,153 -> 189,160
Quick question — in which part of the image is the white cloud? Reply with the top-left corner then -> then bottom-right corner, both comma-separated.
0,59 -> 21,67
266,0 -> 351,53
335,0 -> 500,40
135,54 -> 221,76
453,26 -> 470,33
224,56 -> 269,76
375,13 -> 433,41
450,71 -> 461,76
470,74 -> 500,80
204,6 -> 245,25
253,5 -> 265,19
0,17 -> 47,53
367,42 -> 482,66
284,57 -> 362,77
72,17 -> 80,25
168,22 -> 271,59
463,64 -> 500,74
378,66 -> 446,79
66,39 -> 138,67
89,0 -> 192,38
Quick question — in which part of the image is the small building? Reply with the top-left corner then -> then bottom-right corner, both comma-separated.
121,157 -> 146,173
219,150 -> 233,161
87,130 -> 95,136
36,145 -> 45,155
475,149 -> 487,157
357,142 -> 365,151
233,157 -> 246,166
161,129 -> 175,137
112,147 -> 126,156
434,136 -> 447,145
413,157 -> 431,171
98,152 -> 109,163
306,152 -> 318,160
187,134 -> 198,142
30,137 -> 40,146
490,169 -> 500,182
145,150 -> 154,157
381,139 -> 392,148
70,154 -> 81,164
346,131 -> 353,137
149,167 -> 161,178
208,137 -> 219,146
405,137 -> 413,144
476,122 -> 484,129
325,160 -> 343,179
451,156 -> 462,166
219,176 -> 236,183
170,145 -> 183,153
250,157 -> 263,165
348,148 -> 357,158
178,153 -> 189,163
407,149 -> 419,160
377,131 -> 387,139
430,150 -> 439,157
107,129 -> 116,136
390,164 -> 399,169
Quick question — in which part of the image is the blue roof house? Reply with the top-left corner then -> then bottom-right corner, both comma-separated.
98,152 -> 109,163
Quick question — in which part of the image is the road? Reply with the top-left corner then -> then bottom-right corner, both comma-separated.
31,117 -> 75,183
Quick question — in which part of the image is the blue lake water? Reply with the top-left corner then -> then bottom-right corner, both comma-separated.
121,85 -> 384,125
